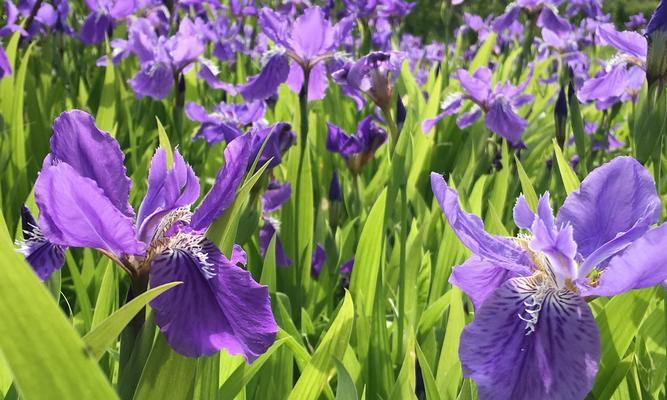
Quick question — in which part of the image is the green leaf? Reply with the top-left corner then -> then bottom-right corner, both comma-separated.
514,156 -> 539,210
334,359 -> 358,400
91,260 -> 116,329
288,291 -> 354,400
0,214 -> 117,399
415,342 -> 441,400
470,32 -> 497,72
96,46 -> 116,134
83,282 -> 180,360
389,333 -> 417,400
133,334 -> 197,400
350,189 -> 387,317
218,338 -> 287,399
567,84 -> 588,174
552,139 -> 580,194
593,288 -> 655,397
435,288 -> 466,399
156,117 -> 174,169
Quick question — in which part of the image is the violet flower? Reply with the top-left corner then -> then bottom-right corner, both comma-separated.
327,116 -> 387,174
422,67 -> 534,146
0,0 -> 60,39
431,156 -> 667,399
258,181 -> 292,268
577,24 -> 645,108
332,51 -> 404,111
186,100 -> 266,144
247,122 -> 296,170
122,17 -> 205,100
310,244 -> 326,278
493,0 -> 571,36
80,0 -> 136,44
626,13 -> 647,31
20,110 -> 277,360
238,6 -> 354,102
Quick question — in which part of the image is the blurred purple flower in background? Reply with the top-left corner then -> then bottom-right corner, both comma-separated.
423,67 -> 533,145
259,180 -> 292,268
80,0 -> 136,44
186,100 -> 266,144
327,115 -> 387,174
0,45 -> 11,79
239,6 -> 354,102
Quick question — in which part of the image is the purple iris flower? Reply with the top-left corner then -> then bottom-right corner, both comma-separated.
238,6 -> 354,102
0,0 -> 60,39
22,110 -> 277,360
332,51 -> 404,111
80,0 -> 136,44
423,67 -> 534,146
626,13 -> 647,31
577,24 -> 646,108
186,100 -> 266,144
564,0 -> 604,19
431,156 -> 667,399
247,122 -> 296,170
121,17 -> 205,100
258,181 -> 292,268
17,206 -> 66,281
493,0 -> 571,36
0,45 -> 11,79
327,115 -> 388,174
310,244 -> 326,278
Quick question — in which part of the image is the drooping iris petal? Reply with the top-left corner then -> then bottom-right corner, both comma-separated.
50,110 -> 134,218
18,205 -> 66,281
577,65 -> 627,103
289,6 -> 334,61
190,135 -> 251,231
136,149 -> 200,243
35,163 -> 145,256
556,157 -> 661,258
492,6 -> 520,33
262,182 -> 291,214
536,7 -> 571,35
238,52 -> 290,101
484,97 -> 527,145
129,63 -> 175,100
257,7 -> 290,49
430,173 -> 531,272
286,61 -> 328,101
580,224 -> 667,297
149,236 -> 277,360
459,277 -> 600,400
456,106 -> 483,129
449,255 -> 521,309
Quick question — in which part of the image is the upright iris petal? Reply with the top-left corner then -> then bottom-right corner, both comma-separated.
136,149 -> 200,243
150,238 -> 277,361
190,136 -> 251,231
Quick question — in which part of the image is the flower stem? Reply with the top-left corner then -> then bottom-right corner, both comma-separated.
396,185 -> 408,360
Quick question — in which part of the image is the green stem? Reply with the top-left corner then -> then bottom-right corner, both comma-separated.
381,106 -> 399,154
396,186 -> 407,360
293,65 -> 311,322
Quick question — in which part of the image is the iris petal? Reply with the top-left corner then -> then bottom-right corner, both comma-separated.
18,206 -> 66,281
556,156 -> 661,259
430,173 -> 531,272
35,163 -> 145,257
460,276 -> 600,400
149,236 -> 277,360
50,110 -> 134,218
